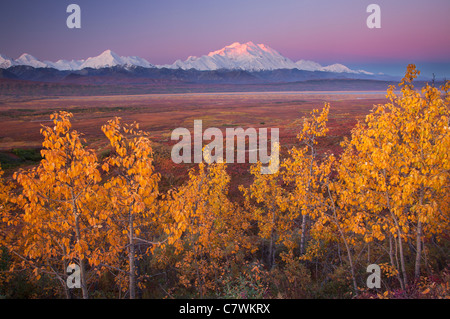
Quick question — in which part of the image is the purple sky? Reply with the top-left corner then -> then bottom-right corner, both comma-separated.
1,0 -> 450,76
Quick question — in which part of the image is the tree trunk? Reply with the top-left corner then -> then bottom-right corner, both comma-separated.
63,260 -> 72,299
268,208 -> 276,269
78,255 -> 89,299
129,205 -> 136,299
72,189 -> 89,299
415,219 -> 423,280
385,188 -> 408,289
341,230 -> 358,295
300,213 -> 307,255
389,233 -> 404,290
397,231 -> 408,288
268,224 -> 275,269
326,183 -> 357,295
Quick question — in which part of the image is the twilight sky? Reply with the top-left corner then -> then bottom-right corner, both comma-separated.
1,0 -> 450,77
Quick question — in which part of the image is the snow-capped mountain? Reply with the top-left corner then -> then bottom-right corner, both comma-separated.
78,50 -> 154,69
120,55 -> 155,69
1,43 -> 373,75
294,60 -> 324,71
294,60 -> 374,75
0,54 -> 17,68
0,50 -> 154,71
45,59 -> 85,71
321,63 -> 357,73
15,53 -> 48,68
161,41 -> 372,75
162,41 -> 299,71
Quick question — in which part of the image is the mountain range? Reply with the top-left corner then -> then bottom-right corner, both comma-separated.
1,41 -> 374,75
0,50 -> 154,70
160,42 -> 374,75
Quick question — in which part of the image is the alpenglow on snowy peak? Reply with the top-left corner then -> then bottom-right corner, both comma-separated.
0,43 -> 372,74
162,41 -> 299,71
160,41 -> 373,74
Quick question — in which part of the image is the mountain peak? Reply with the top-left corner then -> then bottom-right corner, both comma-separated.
17,53 -> 39,61
15,53 -> 48,68
295,59 -> 324,71
99,49 -> 119,58
228,41 -> 258,49
0,54 -> 17,68
162,41 -> 373,74
79,51 -> 119,69
78,50 -> 155,69
321,63 -> 357,74
208,41 -> 273,57
170,41 -> 297,71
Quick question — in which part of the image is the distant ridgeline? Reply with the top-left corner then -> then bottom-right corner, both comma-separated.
0,65 -> 440,97
0,43 -> 442,95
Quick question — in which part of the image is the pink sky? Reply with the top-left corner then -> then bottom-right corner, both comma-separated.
1,0 -> 449,76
